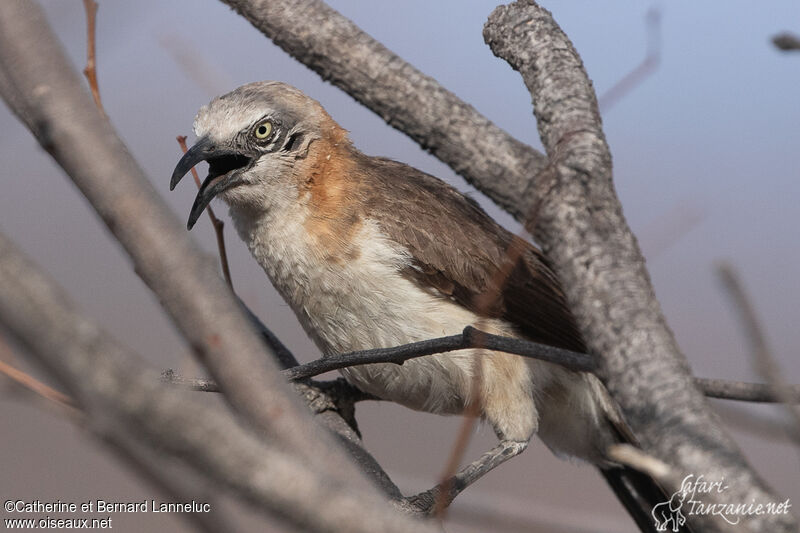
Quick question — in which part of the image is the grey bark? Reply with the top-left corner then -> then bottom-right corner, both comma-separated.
1,0 -> 793,529
220,0 -> 548,221
214,1 -> 797,529
101,432 -> 236,533
283,326 -> 597,381
0,0 -> 376,493
483,2 -> 796,532
697,378 -> 800,403
0,230 -> 434,533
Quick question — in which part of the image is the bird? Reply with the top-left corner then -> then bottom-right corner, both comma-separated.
171,81 -> 670,531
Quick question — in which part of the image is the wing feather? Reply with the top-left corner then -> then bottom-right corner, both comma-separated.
357,154 -> 586,352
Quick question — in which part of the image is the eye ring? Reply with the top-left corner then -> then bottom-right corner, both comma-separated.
254,120 -> 273,140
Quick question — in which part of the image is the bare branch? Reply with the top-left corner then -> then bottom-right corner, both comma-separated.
0,338 -> 77,412
431,408 -> 480,517
284,326 -> 596,381
713,402 -> 798,442
697,377 -> 800,404
716,262 -> 800,443
161,369 -> 220,392
158,32 -> 233,96
431,235 -> 536,515
176,135 -> 233,288
0,0 -> 372,490
103,433 -> 240,533
219,0 -> 548,222
0,229 -> 434,533
166,338 -> 800,405
482,2 -> 796,531
640,201 -> 706,259
0,339 -> 236,533
81,0 -> 104,114
234,297 -> 299,368
598,7 -> 661,112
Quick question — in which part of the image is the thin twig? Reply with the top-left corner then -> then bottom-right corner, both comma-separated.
162,369 -> 219,392
284,326 -> 596,381
165,338 -> 800,404
81,0 -> 104,115
234,295 -> 298,368
176,135 -> 233,288
716,262 -> 800,444
713,402 -> 797,442
433,400 -> 480,518
640,201 -> 706,259
697,377 -> 800,403
158,32 -> 232,97
432,322 -> 491,518
0,337 -> 77,412
161,370 -> 378,407
598,7 -> 661,112
436,235 -> 531,518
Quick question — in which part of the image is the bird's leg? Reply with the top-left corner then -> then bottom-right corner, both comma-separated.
396,439 -> 528,516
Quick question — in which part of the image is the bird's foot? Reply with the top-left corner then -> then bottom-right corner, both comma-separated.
393,440 -> 528,516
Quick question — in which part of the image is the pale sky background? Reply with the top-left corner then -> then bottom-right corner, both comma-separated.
1,1 -> 798,532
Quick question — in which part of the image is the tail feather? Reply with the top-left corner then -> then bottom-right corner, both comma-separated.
601,421 -> 697,533
601,466 -> 670,533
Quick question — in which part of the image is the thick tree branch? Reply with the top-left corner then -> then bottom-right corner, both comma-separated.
0,230 -> 432,533
0,0 -> 371,491
219,0 -> 548,221
101,433 -> 238,533
0,344 -> 236,533
235,295 -> 299,368
483,2 -> 796,532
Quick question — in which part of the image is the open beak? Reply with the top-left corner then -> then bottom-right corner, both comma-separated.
170,137 -> 252,230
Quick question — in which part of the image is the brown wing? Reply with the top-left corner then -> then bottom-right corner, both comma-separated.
357,153 -> 586,353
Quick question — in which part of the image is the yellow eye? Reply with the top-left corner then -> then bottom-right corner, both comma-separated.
254,121 -> 273,139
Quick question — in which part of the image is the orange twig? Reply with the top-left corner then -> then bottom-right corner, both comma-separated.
0,339 -> 77,413
176,135 -> 233,288
434,237 -> 530,517
433,361 -> 482,518
81,0 -> 104,114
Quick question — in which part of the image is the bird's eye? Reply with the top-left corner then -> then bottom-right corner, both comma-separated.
254,121 -> 273,140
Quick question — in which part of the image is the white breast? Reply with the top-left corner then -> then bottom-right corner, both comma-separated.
230,200 -> 613,459
231,202 -> 509,412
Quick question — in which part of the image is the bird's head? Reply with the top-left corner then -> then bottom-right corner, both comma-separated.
171,81 -> 342,229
